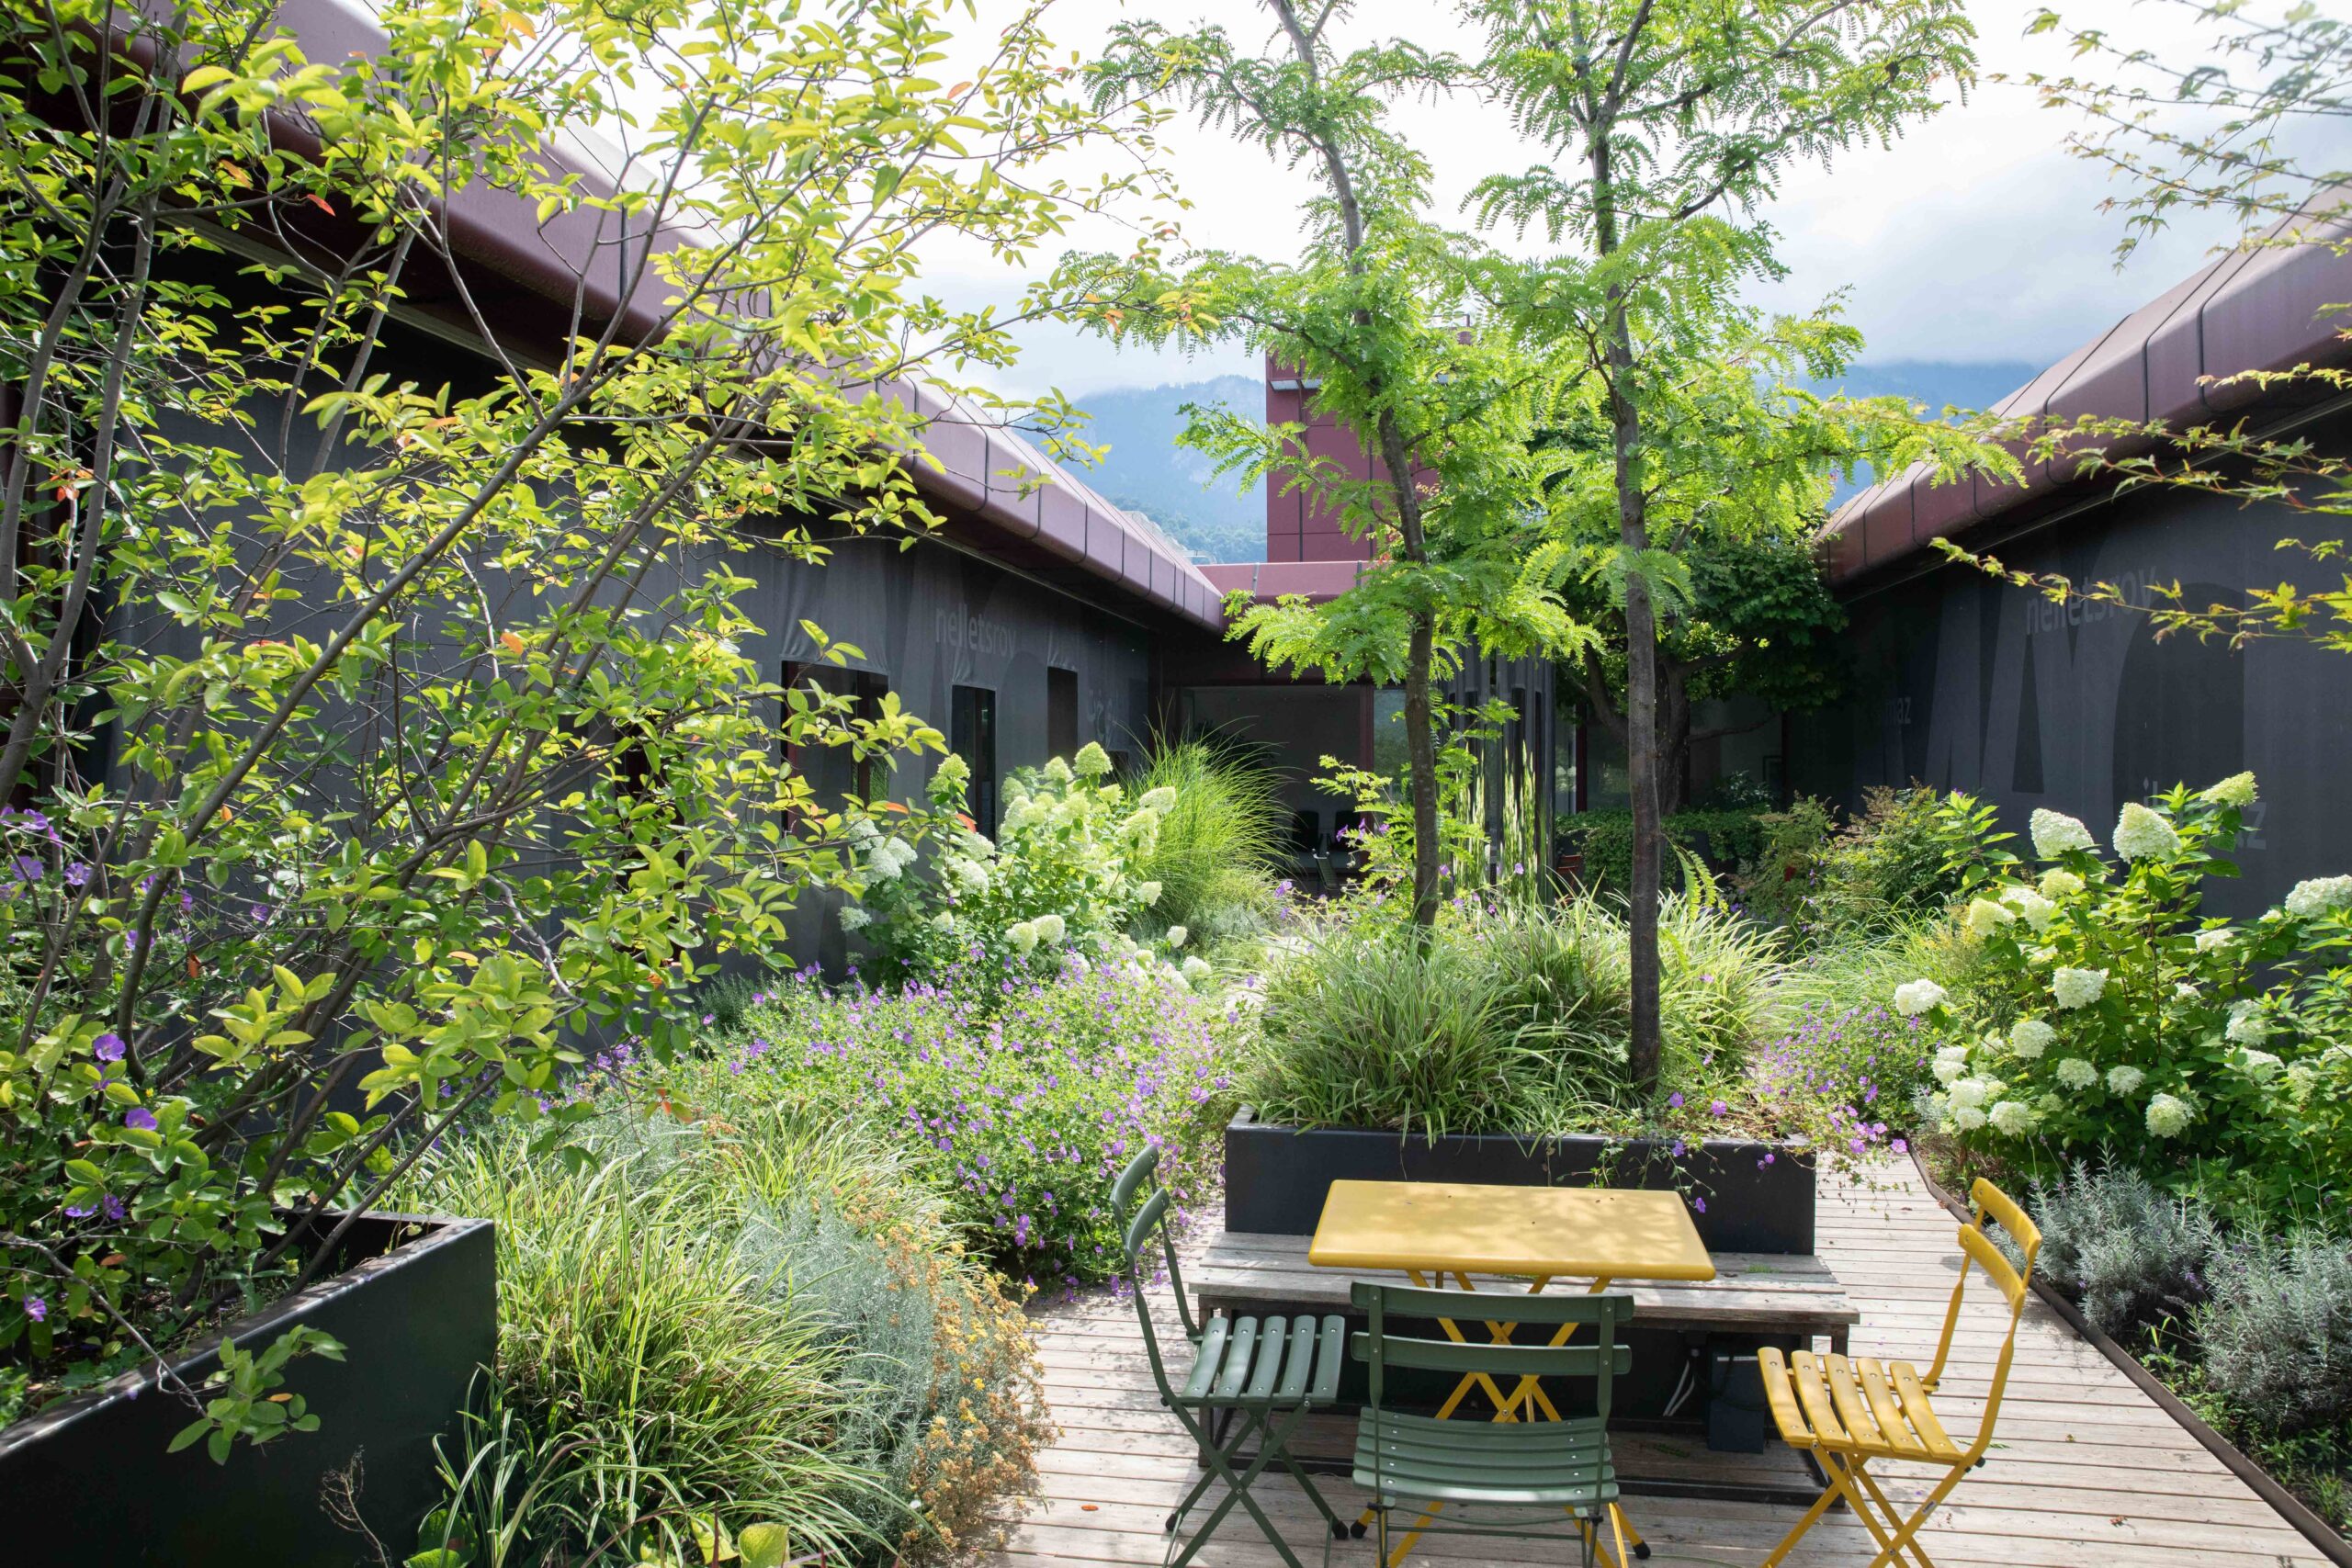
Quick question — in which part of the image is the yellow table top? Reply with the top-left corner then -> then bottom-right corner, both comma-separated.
1306,1179 -> 1718,1282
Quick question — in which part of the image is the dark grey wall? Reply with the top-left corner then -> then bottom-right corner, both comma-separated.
1790,438 -> 2352,916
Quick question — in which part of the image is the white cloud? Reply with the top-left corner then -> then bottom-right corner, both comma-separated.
920,0 -> 2247,401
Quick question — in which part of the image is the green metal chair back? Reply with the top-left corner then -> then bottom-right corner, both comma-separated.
1113,1145 -> 1204,1404
1350,1279 -> 1634,1425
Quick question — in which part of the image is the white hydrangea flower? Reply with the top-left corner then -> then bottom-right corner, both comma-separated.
2105,1064 -> 2145,1095
2174,982 -> 2199,1000
1182,955 -> 1213,985
1138,786 -> 1177,814
1948,1077 -> 1994,1110
2113,802 -> 2182,862
839,906 -> 871,931
1137,880 -> 1163,907
2194,927 -> 2233,953
2031,808 -> 2097,859
2008,1019 -> 2054,1058
1165,924 -> 1190,951
2051,966 -> 2109,1010
2055,1056 -> 2098,1090
1948,1104 -> 1989,1133
1931,1046 -> 1972,1087
2238,1049 -> 2282,1083
1988,1100 -> 2035,1135
2038,868 -> 2086,899
1043,756 -> 1074,785
2285,875 -> 2352,919
951,859 -> 990,894
1999,887 -> 2057,932
2145,1093 -> 2193,1137
1073,741 -> 1113,778
2285,1061 -> 2317,1095
2225,1007 -> 2269,1045
1963,897 -> 2017,937
2202,772 -> 2258,808
1893,978 -> 1948,1017
1007,921 -> 1038,955
1033,912 -> 1066,944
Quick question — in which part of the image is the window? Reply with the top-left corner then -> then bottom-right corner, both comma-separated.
951,683 -> 998,832
1046,666 -> 1079,761
783,663 -> 892,807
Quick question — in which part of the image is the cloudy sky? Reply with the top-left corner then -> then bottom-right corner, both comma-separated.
925,0 -> 2246,400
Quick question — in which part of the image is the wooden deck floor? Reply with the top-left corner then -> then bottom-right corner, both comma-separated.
984,1161 -> 2329,1568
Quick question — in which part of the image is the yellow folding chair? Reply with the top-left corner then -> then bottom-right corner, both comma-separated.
1755,1178 -> 2041,1568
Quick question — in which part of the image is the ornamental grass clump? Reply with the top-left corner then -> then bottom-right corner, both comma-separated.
1891,774 -> 2352,1205
404,1103 -> 1049,1567
1124,739 -> 1289,942
700,956 -> 1229,1287
1240,895 -> 1787,1138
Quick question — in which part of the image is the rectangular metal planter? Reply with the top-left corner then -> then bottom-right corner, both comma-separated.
0,1211 -> 495,1566
1224,1107 -> 1816,1255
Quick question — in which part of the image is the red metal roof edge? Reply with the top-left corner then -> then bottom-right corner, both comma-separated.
1821,202 -> 2352,587
208,0 -> 1222,631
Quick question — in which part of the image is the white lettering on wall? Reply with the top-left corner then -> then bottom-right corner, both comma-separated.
935,607 -> 1015,661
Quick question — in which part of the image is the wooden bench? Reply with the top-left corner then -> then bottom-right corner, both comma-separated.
1193,1230 -> 1860,1354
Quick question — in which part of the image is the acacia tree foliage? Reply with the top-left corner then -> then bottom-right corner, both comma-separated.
1068,0 -> 1586,931
1945,0 -> 2352,651
1468,0 -> 1986,1090
0,0 -> 1138,1441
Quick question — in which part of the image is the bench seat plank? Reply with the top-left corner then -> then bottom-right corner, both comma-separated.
1194,1230 -> 1860,1337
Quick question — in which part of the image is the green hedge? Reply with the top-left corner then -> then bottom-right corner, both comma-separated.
1562,807 -> 1770,894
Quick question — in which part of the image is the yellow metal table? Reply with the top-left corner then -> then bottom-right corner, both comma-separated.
1308,1179 -> 1716,1566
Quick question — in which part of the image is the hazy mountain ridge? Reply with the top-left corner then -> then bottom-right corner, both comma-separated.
1067,362 -> 2041,564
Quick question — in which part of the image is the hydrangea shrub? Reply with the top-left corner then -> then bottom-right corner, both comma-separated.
707,956 -> 1231,1286
850,746 -> 1203,998
1895,774 -> 2352,1203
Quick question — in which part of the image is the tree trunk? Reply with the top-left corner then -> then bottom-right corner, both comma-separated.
1657,664 -> 1691,818
1402,611 -> 1441,929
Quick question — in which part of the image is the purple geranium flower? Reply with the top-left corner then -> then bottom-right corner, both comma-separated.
93,1033 -> 125,1062
124,1107 -> 157,1132
23,1295 -> 46,1323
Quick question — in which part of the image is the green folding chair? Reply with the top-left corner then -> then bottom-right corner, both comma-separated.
1351,1279 -> 1637,1568
1111,1147 -> 1351,1568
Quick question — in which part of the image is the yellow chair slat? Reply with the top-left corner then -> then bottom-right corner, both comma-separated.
1972,1177 -> 2041,1259
1756,1347 -> 1815,1447
1957,1225 -> 2027,1309
1824,1355 -> 1890,1451
1853,1358 -> 1929,1460
1892,1360 -> 1962,1459
1788,1350 -> 1853,1449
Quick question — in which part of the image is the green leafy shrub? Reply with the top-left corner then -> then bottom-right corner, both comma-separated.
1811,785 -> 2004,932
693,957 -> 1230,1287
1896,774 -> 2352,1203
2197,1233 -> 2352,1436
2026,1163 -> 2219,1335
1125,739 -> 1288,942
404,1105 -> 1048,1566
850,746 -> 1208,997
1735,796 -> 1836,927
1564,807 -> 1771,896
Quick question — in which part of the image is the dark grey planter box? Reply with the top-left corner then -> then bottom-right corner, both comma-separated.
0,1212 -> 495,1567
1225,1108 -> 1815,1254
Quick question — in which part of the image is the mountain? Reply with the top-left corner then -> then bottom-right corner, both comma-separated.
1062,376 -> 1266,564
1066,361 -> 2045,558
1802,359 -> 2041,414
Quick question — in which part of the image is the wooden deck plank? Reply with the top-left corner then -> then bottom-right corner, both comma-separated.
978,1160 -> 2332,1567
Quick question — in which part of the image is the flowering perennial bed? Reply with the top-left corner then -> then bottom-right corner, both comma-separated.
706,956 -> 1233,1287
